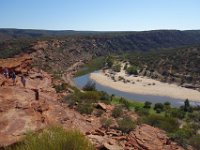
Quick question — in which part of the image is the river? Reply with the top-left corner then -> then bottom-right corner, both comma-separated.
73,73 -> 200,107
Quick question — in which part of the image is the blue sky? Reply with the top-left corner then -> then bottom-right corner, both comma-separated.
0,0 -> 199,31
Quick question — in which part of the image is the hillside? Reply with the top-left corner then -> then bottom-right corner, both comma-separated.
1,29 -> 200,59
123,46 -> 200,90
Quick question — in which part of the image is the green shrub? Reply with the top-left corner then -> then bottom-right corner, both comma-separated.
10,126 -> 94,150
164,102 -> 171,110
189,135 -> 200,150
101,118 -> 113,129
119,97 -> 131,110
154,103 -> 164,113
169,129 -> 191,148
169,108 -> 185,119
77,103 -> 93,115
126,66 -> 138,75
143,101 -> 152,109
112,106 -> 123,118
112,63 -> 121,72
117,117 -> 136,133
142,114 -> 179,133
187,111 -> 200,122
99,91 -> 111,104
135,108 -> 150,116
79,91 -> 101,103
75,57 -> 105,77
105,56 -> 114,68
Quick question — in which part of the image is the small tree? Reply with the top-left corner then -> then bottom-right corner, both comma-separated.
105,56 -> 114,68
154,103 -> 164,113
126,66 -> 138,75
143,101 -> 152,109
183,99 -> 192,112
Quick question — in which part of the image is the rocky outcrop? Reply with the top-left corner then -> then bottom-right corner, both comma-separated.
0,80 -> 102,147
96,102 -> 114,112
126,124 -> 183,150
0,54 -> 32,73
86,124 -> 184,150
0,56 -> 102,147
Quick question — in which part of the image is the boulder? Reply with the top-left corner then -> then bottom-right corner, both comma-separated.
96,102 -> 114,111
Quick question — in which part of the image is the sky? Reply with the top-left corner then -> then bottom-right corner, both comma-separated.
0,0 -> 199,31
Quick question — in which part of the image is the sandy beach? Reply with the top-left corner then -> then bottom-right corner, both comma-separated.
90,70 -> 200,102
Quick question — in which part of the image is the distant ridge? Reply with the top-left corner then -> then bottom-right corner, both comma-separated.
1,28 -> 200,59
1,28 -> 200,42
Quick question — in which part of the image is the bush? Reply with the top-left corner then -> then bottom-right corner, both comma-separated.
83,81 -> 96,91
126,66 -> 138,75
117,116 -> 136,133
112,106 -> 123,118
119,97 -> 131,110
169,129 -> 191,148
142,114 -> 179,133
100,91 -> 111,104
79,91 -> 101,103
164,101 -> 171,110
101,118 -> 113,129
169,108 -> 185,119
154,103 -> 164,113
77,103 -> 93,115
135,108 -> 150,116
187,111 -> 200,122
112,63 -> 121,72
105,56 -> 114,68
189,135 -> 200,150
11,126 -> 94,150
143,101 -> 152,109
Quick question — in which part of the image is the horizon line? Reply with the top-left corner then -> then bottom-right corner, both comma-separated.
0,28 -> 200,32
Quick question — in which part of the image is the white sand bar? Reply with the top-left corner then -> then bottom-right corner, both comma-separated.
90,70 -> 200,102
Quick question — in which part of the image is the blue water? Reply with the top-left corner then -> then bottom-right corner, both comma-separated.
74,73 -> 200,107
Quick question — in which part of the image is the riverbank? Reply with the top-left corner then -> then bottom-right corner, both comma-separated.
90,70 -> 200,102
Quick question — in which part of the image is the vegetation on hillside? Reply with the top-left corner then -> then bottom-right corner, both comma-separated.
63,82 -> 200,149
75,57 -> 105,76
123,46 -> 200,86
6,126 -> 94,150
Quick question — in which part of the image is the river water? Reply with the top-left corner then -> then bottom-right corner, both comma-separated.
73,73 -> 200,107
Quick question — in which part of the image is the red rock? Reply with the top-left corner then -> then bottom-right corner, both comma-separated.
126,124 -> 184,150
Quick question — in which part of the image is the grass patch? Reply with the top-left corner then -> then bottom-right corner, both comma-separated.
111,97 -> 144,110
7,126 -> 94,150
